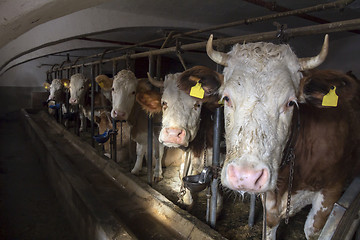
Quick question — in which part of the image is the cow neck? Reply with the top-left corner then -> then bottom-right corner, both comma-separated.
187,106 -> 214,158
126,101 -> 143,127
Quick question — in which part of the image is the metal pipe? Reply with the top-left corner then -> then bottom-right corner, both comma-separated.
112,118 -> 117,162
91,65 -> 95,147
43,0 -> 355,75
249,193 -> 256,228
210,106 -> 223,228
147,55 -> 155,186
48,18 -> 360,73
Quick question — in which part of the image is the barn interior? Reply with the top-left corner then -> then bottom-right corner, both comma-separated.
1,0 -> 360,239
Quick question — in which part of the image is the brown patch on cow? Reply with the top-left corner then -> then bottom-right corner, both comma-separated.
135,79 -> 161,115
178,66 -> 223,102
136,91 -> 162,115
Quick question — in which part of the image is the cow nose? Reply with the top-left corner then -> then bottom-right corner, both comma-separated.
69,98 -> 77,104
112,110 -> 126,120
165,128 -> 185,139
225,163 -> 269,192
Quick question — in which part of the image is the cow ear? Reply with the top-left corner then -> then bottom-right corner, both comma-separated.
95,75 -> 113,91
43,82 -> 50,90
61,79 -> 70,88
178,66 -> 223,101
136,90 -> 162,115
299,69 -> 355,108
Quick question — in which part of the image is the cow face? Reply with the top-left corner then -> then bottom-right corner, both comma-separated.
158,73 -> 203,148
111,70 -> 138,120
47,79 -> 63,102
69,73 -> 89,105
205,35 -> 328,193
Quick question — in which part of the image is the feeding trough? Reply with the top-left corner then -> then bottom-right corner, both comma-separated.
49,103 -> 61,109
93,129 -> 115,143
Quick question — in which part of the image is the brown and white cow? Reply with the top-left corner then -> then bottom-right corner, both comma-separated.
137,66 -> 224,210
109,69 -> 164,180
44,78 -> 70,115
200,34 -> 360,239
68,73 -> 111,132
44,78 -> 75,128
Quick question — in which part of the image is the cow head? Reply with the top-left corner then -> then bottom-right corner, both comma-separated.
46,78 -> 69,102
68,73 -> 90,105
137,66 -> 222,148
110,70 -> 139,120
205,34 -> 328,193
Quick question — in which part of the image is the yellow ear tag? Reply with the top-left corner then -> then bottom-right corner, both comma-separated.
98,82 -> 104,88
89,83 -> 92,87
218,99 -> 224,105
190,82 -> 205,99
322,86 -> 338,107
63,82 -> 68,87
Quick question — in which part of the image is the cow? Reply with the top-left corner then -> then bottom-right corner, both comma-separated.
197,34 -> 360,239
136,66 -> 224,212
44,78 -> 73,126
108,69 -> 164,180
67,73 -> 111,132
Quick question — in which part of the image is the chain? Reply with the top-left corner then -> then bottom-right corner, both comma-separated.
177,184 -> 187,204
285,147 -> 295,224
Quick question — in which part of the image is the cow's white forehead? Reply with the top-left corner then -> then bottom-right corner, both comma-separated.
223,42 -> 301,91
50,79 -> 62,90
162,73 -> 197,111
113,70 -> 137,90
70,73 -> 87,88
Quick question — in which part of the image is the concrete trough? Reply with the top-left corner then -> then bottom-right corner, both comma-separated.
21,109 -> 225,240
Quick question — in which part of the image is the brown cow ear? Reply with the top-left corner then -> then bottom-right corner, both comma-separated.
178,66 -> 223,101
136,90 -> 162,115
95,75 -> 113,91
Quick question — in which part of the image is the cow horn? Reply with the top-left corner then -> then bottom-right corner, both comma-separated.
299,34 -> 329,70
206,34 -> 228,67
147,72 -> 164,88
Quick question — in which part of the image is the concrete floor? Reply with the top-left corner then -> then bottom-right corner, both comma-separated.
0,107 -> 77,239
0,111 -> 76,239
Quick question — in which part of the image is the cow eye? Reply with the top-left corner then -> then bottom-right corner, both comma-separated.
223,95 -> 232,107
287,100 -> 296,107
132,91 -> 135,95
111,87 -> 114,91
162,101 -> 167,110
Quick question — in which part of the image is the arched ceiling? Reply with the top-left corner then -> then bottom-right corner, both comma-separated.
0,0 -> 360,86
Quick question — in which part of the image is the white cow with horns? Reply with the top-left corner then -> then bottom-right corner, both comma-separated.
196,34 -> 360,240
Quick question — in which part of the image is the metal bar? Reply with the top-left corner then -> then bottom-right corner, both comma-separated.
210,106 -> 223,228
147,55 -> 155,186
91,65 -> 95,147
248,193 -> 256,228
244,0 -> 360,35
48,18 -> 360,73
112,118 -> 117,162
43,0 -> 355,73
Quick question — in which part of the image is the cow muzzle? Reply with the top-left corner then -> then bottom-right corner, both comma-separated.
160,127 -> 187,147
111,109 -> 127,121
69,98 -> 78,105
222,161 -> 270,193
